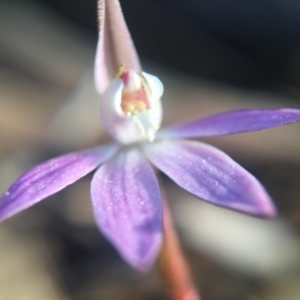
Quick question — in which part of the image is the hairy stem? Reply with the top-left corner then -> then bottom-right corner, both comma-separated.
158,193 -> 200,300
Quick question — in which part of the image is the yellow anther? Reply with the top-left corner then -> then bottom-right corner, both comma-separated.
135,101 -> 146,111
123,103 -> 135,114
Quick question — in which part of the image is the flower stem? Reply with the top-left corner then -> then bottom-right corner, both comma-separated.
158,195 -> 200,300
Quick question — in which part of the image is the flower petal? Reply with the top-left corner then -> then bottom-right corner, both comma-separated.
95,0 -> 141,95
91,147 -> 162,270
144,140 -> 275,217
0,144 -> 118,222
158,108 -> 300,139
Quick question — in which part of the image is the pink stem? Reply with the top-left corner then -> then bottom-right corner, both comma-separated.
158,193 -> 201,300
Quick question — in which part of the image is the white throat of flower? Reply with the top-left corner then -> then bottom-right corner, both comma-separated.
100,65 -> 164,144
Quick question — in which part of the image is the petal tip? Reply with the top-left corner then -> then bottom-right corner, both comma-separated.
259,201 -> 277,218
132,259 -> 154,273
128,235 -> 162,272
232,196 -> 277,218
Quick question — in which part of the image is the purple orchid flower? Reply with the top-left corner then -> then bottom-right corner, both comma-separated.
1,0 -> 300,271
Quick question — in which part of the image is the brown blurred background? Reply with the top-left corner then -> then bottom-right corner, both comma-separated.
1,1 -> 300,299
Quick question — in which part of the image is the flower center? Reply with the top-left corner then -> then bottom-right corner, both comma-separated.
116,65 -> 151,116
105,65 -> 163,143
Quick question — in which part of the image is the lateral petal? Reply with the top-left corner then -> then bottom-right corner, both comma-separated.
158,108 -> 300,139
91,147 -> 162,270
144,140 -> 275,217
0,144 -> 118,222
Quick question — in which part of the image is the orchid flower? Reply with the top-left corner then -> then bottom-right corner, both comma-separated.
1,0 -> 300,272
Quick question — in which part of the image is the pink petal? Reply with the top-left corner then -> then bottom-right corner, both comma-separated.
0,144 -> 118,222
95,0 -> 141,94
91,147 -> 162,270
158,108 -> 300,139
144,140 -> 275,217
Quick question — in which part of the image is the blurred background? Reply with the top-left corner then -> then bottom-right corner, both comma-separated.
1,0 -> 300,299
